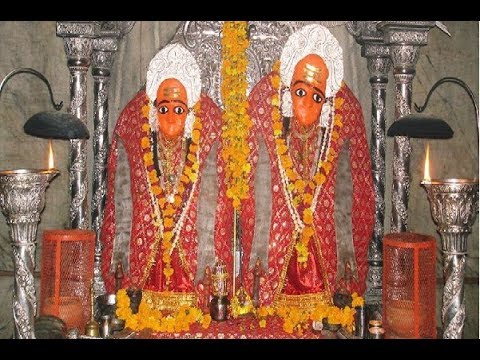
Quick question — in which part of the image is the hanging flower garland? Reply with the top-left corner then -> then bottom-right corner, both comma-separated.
270,61 -> 344,266
139,99 -> 202,288
220,21 -> 252,209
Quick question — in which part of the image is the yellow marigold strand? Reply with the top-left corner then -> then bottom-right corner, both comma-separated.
116,289 -> 212,332
220,21 -> 252,209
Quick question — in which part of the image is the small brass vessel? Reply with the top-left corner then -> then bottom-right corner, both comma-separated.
85,280 -> 100,337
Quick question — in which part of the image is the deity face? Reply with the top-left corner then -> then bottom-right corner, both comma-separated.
155,78 -> 189,140
290,54 -> 329,127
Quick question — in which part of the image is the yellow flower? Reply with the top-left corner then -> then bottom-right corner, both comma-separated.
164,204 -> 175,216
149,170 -> 159,184
302,193 -> 313,206
322,161 -> 333,175
163,231 -> 173,242
187,171 -> 198,182
163,266 -> 174,278
141,137 -> 150,149
303,226 -> 315,238
174,195 -> 182,207
189,144 -> 198,153
257,306 -> 270,318
141,105 -> 150,119
313,172 -> 326,186
163,217 -> 174,228
141,123 -> 150,132
259,319 -> 267,328
303,208 -> 313,225
221,21 -> 251,210
143,152 -> 154,166
351,293 -> 365,308
201,314 -> 212,329
192,129 -> 201,144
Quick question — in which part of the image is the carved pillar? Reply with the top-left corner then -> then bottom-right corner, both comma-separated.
377,21 -> 435,233
57,22 -> 96,230
347,21 -> 391,306
91,22 -> 134,297
364,50 -> 391,305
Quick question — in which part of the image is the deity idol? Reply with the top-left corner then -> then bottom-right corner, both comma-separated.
246,24 -> 375,309
100,43 -> 223,309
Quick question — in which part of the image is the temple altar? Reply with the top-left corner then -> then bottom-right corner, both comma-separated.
0,21 -> 478,340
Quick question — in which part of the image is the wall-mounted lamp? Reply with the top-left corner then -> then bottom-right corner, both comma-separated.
0,68 -> 89,140
387,77 -> 478,139
0,67 -> 89,339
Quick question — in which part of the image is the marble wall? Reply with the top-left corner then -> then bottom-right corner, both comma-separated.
0,21 -> 477,338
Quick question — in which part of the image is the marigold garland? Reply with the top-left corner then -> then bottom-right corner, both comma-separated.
220,21 -> 252,209
255,293 -> 363,334
116,289 -> 211,333
139,98 -> 202,288
270,60 -> 344,266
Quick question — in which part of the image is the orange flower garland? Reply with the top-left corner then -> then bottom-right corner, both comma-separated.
140,98 -> 202,288
220,21 -> 252,209
116,289 -> 211,333
255,295 -> 361,335
270,61 -> 344,265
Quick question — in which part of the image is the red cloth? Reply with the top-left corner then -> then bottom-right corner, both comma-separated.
101,90 -> 223,296
240,72 -> 375,305
133,315 -> 336,339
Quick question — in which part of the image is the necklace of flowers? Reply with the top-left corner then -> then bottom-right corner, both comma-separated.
270,61 -> 344,266
139,99 -> 202,288
220,21 -> 252,209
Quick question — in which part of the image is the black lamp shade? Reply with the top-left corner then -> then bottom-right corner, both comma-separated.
387,114 -> 454,139
24,111 -> 90,140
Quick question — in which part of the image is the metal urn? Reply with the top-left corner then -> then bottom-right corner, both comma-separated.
210,260 -> 230,321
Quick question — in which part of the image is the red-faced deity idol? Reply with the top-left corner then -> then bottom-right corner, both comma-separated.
244,24 -> 375,310
100,43 -> 224,311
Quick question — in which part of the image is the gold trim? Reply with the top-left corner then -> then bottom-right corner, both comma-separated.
142,290 -> 197,312
274,229 -> 298,299
312,232 -> 332,300
273,230 -> 333,305
302,63 -> 324,86
274,292 -> 332,311
162,87 -> 181,98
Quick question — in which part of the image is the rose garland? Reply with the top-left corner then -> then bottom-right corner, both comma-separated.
270,61 -> 344,266
140,99 -> 202,287
220,21 -> 252,209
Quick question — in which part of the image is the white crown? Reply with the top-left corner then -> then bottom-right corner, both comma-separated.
279,24 -> 344,118
146,43 -> 202,137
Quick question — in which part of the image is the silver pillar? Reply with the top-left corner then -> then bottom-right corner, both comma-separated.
91,38 -> 115,297
364,50 -> 391,305
422,179 -> 479,339
377,21 -> 435,233
0,169 -> 58,338
348,21 -> 391,306
91,22 -> 134,297
57,22 -> 96,230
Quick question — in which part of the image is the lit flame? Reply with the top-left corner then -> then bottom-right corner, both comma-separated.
48,139 -> 55,169
424,143 -> 430,182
